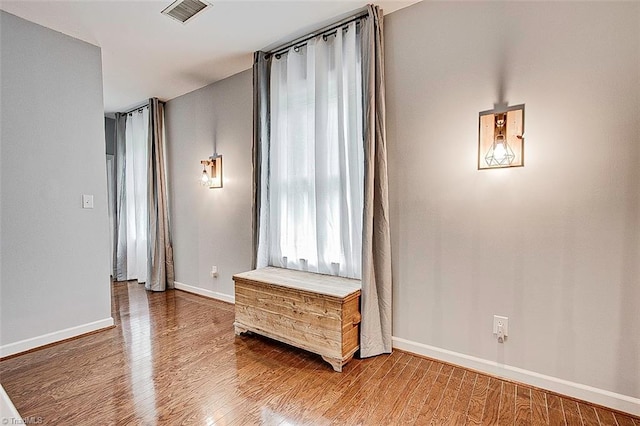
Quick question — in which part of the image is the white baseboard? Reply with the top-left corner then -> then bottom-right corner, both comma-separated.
1,384 -> 22,422
0,318 -> 114,359
174,281 -> 235,304
392,336 -> 640,416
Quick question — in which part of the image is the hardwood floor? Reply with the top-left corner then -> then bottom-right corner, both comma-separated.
1,281 -> 638,425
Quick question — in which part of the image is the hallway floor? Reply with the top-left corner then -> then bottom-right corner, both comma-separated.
1,281 -> 638,425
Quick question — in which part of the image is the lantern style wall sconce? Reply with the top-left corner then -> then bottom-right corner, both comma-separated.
478,105 -> 524,170
200,154 -> 223,188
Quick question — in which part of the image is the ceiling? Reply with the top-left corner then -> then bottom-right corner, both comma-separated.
0,0 -> 419,113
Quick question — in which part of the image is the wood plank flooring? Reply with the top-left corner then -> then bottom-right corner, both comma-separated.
1,281 -> 638,425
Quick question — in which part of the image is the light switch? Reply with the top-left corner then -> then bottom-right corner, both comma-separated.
82,194 -> 94,209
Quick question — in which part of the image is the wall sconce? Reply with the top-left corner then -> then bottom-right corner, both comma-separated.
200,154 -> 223,188
478,105 -> 524,169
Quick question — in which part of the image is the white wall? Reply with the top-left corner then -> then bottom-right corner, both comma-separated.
0,12 -> 113,356
165,70 -> 254,302
385,0 -> 639,410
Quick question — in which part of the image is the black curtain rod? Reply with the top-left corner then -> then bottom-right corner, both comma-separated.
267,9 -> 368,58
123,103 -> 149,116
121,99 -> 165,115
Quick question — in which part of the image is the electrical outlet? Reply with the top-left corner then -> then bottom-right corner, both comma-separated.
210,266 -> 218,278
493,315 -> 509,336
82,194 -> 94,209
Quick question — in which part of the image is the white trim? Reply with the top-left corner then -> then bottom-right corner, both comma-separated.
0,318 -> 114,359
392,336 -> 640,416
174,281 -> 235,304
1,384 -> 22,422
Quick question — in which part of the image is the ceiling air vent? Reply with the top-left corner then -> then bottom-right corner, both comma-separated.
161,0 -> 211,24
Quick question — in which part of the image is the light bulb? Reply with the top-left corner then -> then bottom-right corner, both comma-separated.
493,141 -> 507,163
201,169 -> 210,186
485,134 -> 515,167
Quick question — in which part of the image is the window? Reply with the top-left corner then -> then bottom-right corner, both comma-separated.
258,20 -> 364,279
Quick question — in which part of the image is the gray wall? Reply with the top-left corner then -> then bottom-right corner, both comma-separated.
385,1 -> 639,399
165,70 -> 254,299
0,12 -> 112,349
105,117 -> 115,155
161,1 -> 638,404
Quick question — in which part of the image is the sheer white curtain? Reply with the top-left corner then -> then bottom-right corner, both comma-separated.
124,108 -> 149,282
259,21 -> 364,279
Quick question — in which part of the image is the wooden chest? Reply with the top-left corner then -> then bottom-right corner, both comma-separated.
233,267 -> 361,372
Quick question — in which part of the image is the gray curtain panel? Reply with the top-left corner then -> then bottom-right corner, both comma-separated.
360,4 -> 393,357
146,98 -> 175,291
113,113 -> 128,281
252,51 -> 270,270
